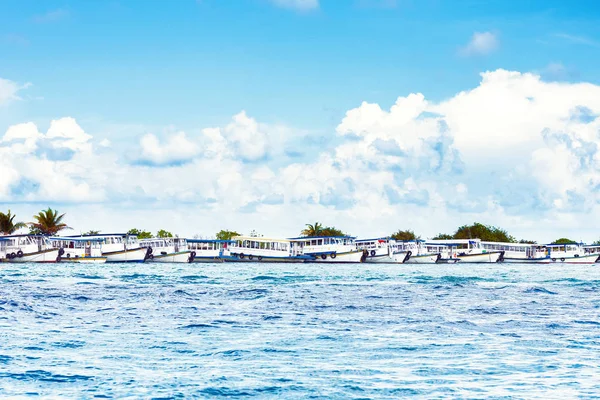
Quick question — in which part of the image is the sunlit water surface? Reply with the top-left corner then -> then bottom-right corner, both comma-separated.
1,262 -> 599,398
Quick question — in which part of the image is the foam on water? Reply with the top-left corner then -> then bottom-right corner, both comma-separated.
0,262 -> 599,398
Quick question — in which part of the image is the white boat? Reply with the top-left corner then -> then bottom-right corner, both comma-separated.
356,237 -> 409,263
546,243 -> 600,264
0,235 -> 61,263
400,241 -> 441,264
289,236 -> 365,263
226,236 -> 312,262
140,238 -> 194,263
583,245 -> 600,263
68,234 -> 150,263
426,239 -> 503,263
49,237 -> 107,263
481,241 -> 550,263
187,239 -> 231,262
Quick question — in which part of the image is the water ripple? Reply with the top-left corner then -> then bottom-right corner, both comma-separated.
1,262 -> 600,398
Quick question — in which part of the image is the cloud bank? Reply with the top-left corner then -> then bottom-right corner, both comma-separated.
2,69 -> 600,241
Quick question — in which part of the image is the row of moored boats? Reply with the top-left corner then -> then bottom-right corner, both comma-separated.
1,234 -> 599,264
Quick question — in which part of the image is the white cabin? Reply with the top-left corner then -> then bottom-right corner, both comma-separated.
288,236 -> 364,263
187,239 -> 232,262
140,237 -> 193,263
425,238 -> 503,263
227,236 -> 311,262
0,235 -> 60,263
49,237 -> 106,263
481,241 -> 548,263
68,234 -> 149,263
545,243 -> 599,264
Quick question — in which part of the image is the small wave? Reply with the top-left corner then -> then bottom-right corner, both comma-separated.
573,320 -> 600,326
51,341 -> 85,349
180,323 -> 216,329
72,295 -> 91,301
180,275 -> 209,280
0,355 -> 12,364
0,370 -> 93,383
251,275 -> 278,281
525,287 -> 558,295
262,315 -> 282,320
199,387 -> 252,397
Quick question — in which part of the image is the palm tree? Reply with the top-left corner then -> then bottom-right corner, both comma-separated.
29,208 -> 72,235
301,222 -> 323,237
0,210 -> 27,235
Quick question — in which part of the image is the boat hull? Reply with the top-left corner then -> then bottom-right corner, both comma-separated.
405,253 -> 440,264
150,251 -> 194,263
548,254 -> 599,264
224,254 -> 308,263
193,256 -> 224,263
503,257 -> 551,264
6,249 -> 60,263
441,251 -> 503,263
59,256 -> 107,264
104,248 -> 148,263
306,250 -> 364,263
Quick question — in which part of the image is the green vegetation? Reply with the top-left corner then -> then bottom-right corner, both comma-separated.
0,210 -> 26,235
390,229 -> 418,241
157,229 -> 173,238
29,208 -> 71,235
83,230 -> 100,235
518,239 -> 537,244
301,222 -> 346,237
551,238 -> 575,244
453,222 -> 515,242
216,230 -> 241,240
431,233 -> 453,240
127,228 -> 152,239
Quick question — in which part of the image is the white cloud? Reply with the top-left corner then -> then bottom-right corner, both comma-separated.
460,31 -> 499,56
269,0 -> 319,11
0,78 -> 30,106
3,70 -> 600,242
139,131 -> 199,166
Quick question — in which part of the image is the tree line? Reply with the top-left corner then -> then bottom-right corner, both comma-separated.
1,210 -> 596,245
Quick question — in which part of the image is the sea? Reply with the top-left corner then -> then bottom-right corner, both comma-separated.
0,262 -> 599,398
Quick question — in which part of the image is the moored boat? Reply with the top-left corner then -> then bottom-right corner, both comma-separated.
546,243 -> 600,264
67,234 -> 150,263
187,239 -> 231,262
481,241 -> 550,263
401,240 -> 441,264
0,235 -> 61,263
356,237 -> 409,263
226,236 -> 312,262
49,237 -> 107,263
140,238 -> 194,263
289,236 -> 364,263
426,239 -> 503,263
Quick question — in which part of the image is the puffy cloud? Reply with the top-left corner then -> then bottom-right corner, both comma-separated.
459,31 -> 499,56
0,78 -> 30,106
138,131 -> 199,166
3,70 -> 600,242
269,0 -> 319,11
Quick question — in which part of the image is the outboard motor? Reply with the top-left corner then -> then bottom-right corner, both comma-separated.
188,251 -> 196,263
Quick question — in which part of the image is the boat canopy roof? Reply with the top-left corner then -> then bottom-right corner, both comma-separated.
427,238 -> 481,244
288,235 -> 356,241
356,237 -> 391,242
545,242 -> 583,247
482,241 -> 543,247
66,233 -> 137,238
0,234 -> 49,238
233,236 -> 291,243
186,239 -> 234,243
49,237 -> 104,242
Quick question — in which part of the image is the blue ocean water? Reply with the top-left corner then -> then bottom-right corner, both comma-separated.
0,262 -> 599,398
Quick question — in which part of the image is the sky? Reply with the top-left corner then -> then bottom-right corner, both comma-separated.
1,0 -> 600,242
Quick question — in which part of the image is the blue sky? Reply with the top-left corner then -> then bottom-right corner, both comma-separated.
1,0 -> 600,241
